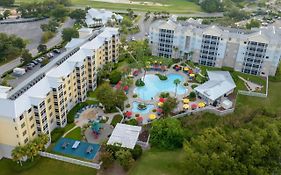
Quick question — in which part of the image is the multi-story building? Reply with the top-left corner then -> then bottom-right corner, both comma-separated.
0,27 -> 120,159
149,18 -> 281,76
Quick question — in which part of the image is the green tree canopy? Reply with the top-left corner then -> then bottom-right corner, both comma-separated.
150,118 -> 184,149
62,28 -> 79,42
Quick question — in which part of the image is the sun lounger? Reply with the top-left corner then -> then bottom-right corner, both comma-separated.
72,141 -> 80,149
61,142 -> 69,149
86,146 -> 93,154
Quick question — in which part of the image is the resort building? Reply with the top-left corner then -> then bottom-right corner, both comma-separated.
85,8 -> 123,28
149,17 -> 281,76
0,27 -> 120,159
194,71 -> 236,105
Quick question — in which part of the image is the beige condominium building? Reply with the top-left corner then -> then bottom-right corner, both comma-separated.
149,17 -> 281,76
0,27 -> 120,159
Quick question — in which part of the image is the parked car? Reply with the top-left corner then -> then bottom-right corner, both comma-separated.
47,53 -> 54,58
53,49 -> 61,54
27,63 -> 35,67
26,65 -> 33,70
36,57 -> 43,63
32,60 -> 38,65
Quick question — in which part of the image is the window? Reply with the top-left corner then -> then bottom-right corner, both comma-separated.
29,116 -> 33,121
24,138 -> 28,143
21,122 -> 26,128
22,130 -> 27,136
19,115 -> 24,121
28,108 -> 32,113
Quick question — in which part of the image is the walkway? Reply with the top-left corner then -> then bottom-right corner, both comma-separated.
62,125 -> 78,137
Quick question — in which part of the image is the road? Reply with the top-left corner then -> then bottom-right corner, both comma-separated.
0,18 -> 74,77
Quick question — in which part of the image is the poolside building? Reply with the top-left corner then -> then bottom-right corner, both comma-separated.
107,123 -> 141,149
149,17 -> 281,76
0,27 -> 120,159
85,8 -> 123,28
194,71 -> 236,105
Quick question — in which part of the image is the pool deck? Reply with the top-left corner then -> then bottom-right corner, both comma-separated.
125,68 -> 198,123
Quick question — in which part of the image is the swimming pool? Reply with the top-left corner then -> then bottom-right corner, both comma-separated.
134,73 -> 187,100
53,138 -> 100,160
132,102 -> 154,114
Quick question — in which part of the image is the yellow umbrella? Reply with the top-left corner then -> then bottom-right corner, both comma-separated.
184,67 -> 189,71
154,60 -> 158,63
190,74 -> 195,77
183,104 -> 189,110
146,65 -> 150,69
182,98 -> 189,104
158,102 -> 163,107
149,114 -> 156,120
198,102 -> 206,108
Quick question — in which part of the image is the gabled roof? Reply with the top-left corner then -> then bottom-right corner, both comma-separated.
107,123 -> 141,149
195,71 -> 236,101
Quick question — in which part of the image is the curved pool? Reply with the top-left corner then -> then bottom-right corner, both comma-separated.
132,102 -> 154,114
134,73 -> 187,100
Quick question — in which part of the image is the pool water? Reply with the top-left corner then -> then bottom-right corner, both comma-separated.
132,102 -> 154,114
53,138 -> 100,160
134,73 -> 187,100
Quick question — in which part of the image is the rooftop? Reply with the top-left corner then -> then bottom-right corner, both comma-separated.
107,123 -> 141,149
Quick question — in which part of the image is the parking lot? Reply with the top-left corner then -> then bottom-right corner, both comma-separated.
8,49 -> 65,88
0,19 -> 49,55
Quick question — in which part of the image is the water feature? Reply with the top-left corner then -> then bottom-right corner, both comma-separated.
132,102 -> 154,114
134,73 -> 187,100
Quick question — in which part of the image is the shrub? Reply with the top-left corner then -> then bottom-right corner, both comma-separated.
100,151 -> 114,169
125,119 -> 138,126
111,114 -> 123,127
152,109 -> 157,112
135,79 -> 145,87
159,92 -> 169,98
191,84 -> 198,89
184,82 -> 189,86
109,70 -> 122,84
135,114 -> 140,117
126,104 -> 131,108
116,149 -> 134,171
130,145 -> 143,160
189,91 -> 196,100
156,73 -> 167,80
133,94 -> 138,98
51,128 -> 65,143
41,31 -> 55,43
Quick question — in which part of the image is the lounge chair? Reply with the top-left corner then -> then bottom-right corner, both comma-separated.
86,146 -> 93,154
61,142 -> 69,149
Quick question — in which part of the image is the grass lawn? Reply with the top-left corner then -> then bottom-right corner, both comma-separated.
129,149 -> 185,175
64,127 -> 82,140
15,0 -> 202,14
0,157 -> 96,175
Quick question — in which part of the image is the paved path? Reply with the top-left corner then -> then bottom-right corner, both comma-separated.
62,125 -> 78,137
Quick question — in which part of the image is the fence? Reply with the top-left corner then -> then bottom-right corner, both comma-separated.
39,151 -> 101,169
0,17 -> 47,24
173,106 -> 234,118
237,76 -> 268,98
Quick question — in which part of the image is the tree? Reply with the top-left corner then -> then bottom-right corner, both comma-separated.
189,91 -> 196,100
37,44 -> 47,53
0,0 -> 14,6
100,151 -> 114,169
115,149 -> 134,171
21,49 -> 32,64
130,145 -> 142,160
51,5 -> 68,20
200,0 -> 223,13
11,146 -> 26,166
173,79 -> 181,97
162,96 -> 178,116
246,19 -> 261,29
150,118 -> 184,149
109,70 -> 122,84
62,28 -> 79,42
69,9 -> 86,21
3,10 -> 11,19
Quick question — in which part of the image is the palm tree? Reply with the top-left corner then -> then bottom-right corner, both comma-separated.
174,79 -> 181,97
11,146 -> 25,166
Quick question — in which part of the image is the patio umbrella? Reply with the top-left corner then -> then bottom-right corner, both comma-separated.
159,98 -> 165,103
198,102 -> 206,108
149,114 -> 156,120
188,70 -> 193,74
125,111 -> 132,118
191,103 -> 197,109
184,67 -> 189,71
123,85 -> 129,91
136,116 -> 143,122
189,74 -> 195,77
157,108 -> 163,113
157,102 -> 163,107
182,98 -> 189,104
183,104 -> 189,110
